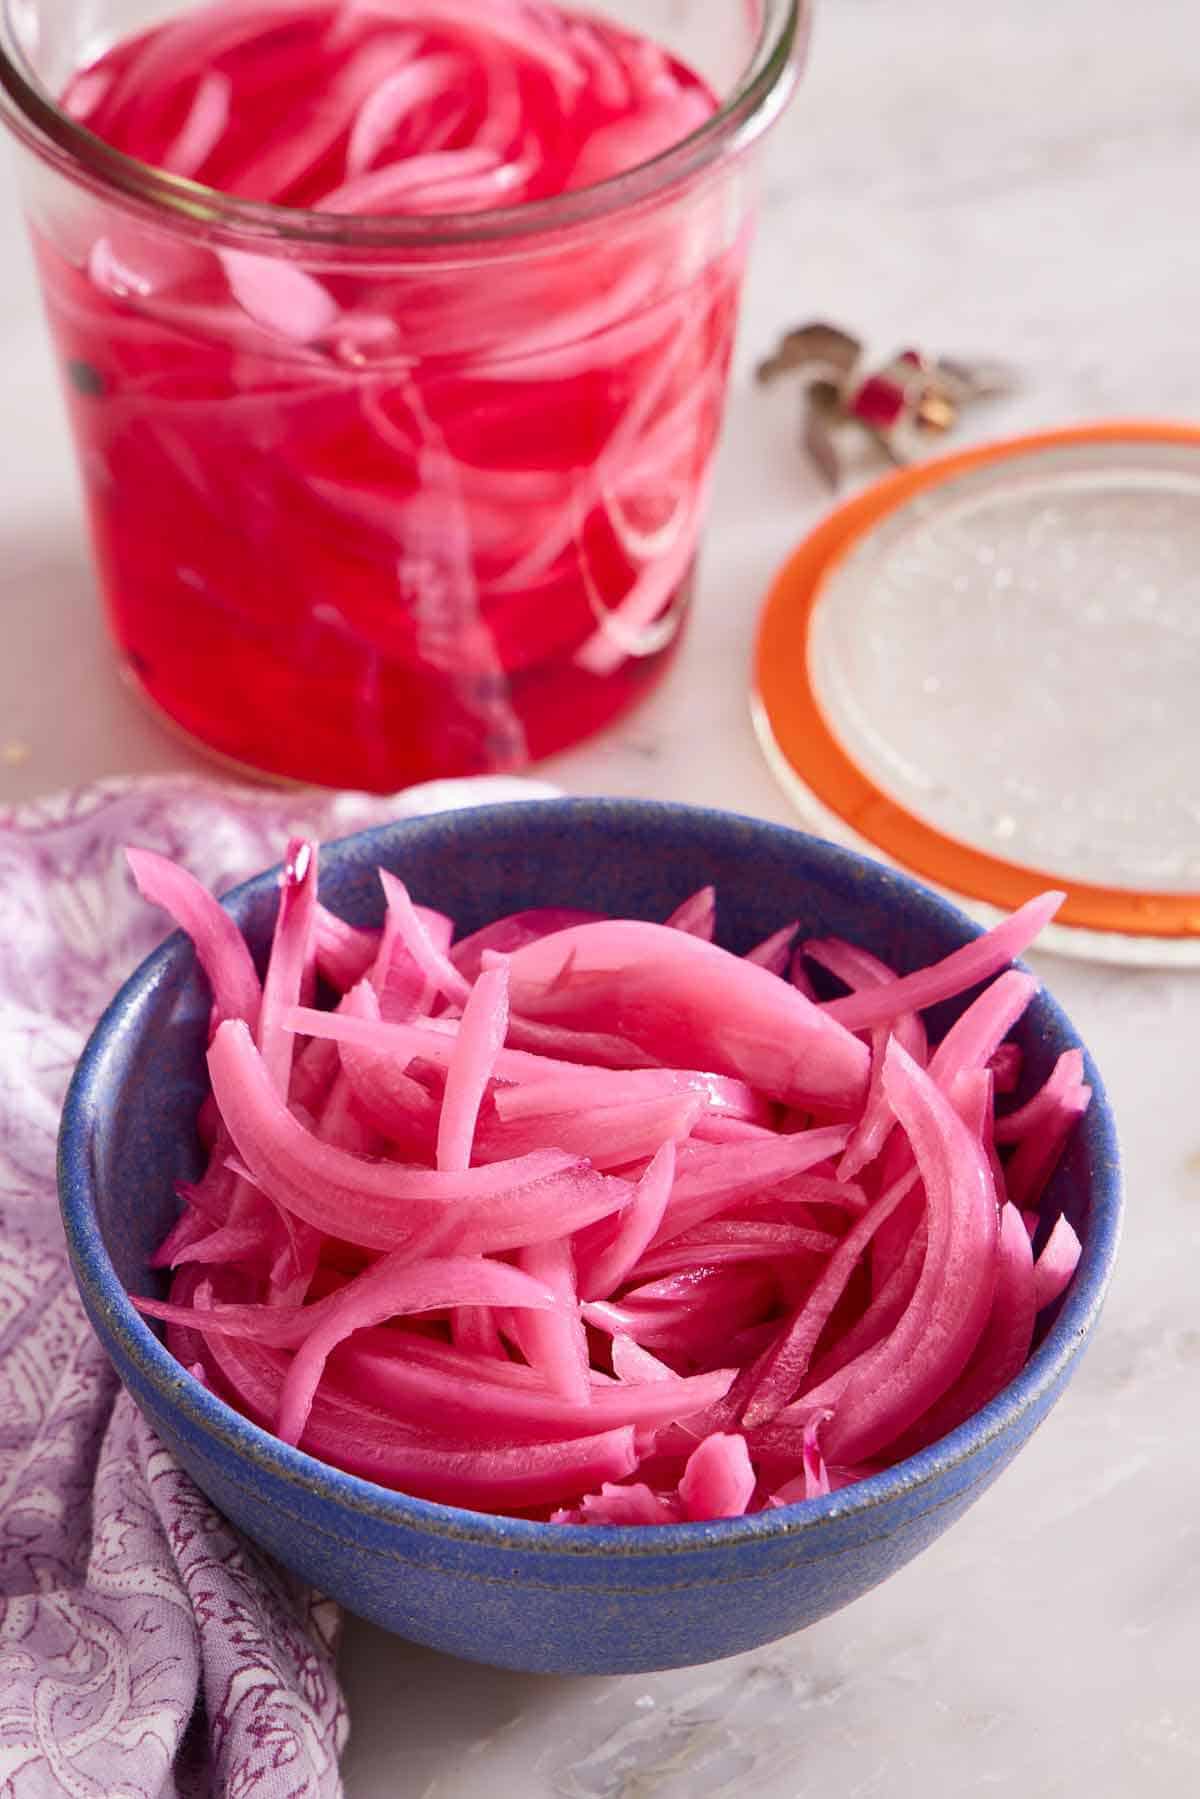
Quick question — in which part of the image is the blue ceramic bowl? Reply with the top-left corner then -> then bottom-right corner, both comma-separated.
58,800 -> 1121,1675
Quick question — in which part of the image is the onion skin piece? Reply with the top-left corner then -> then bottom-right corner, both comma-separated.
505,921 -> 870,1112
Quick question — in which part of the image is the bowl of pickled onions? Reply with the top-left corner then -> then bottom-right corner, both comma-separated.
57,798 -> 1121,1674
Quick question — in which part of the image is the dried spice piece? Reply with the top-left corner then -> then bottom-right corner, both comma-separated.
66,357 -> 107,396
756,322 -> 1016,489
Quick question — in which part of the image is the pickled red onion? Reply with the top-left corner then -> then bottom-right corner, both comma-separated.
130,839 -> 1090,1525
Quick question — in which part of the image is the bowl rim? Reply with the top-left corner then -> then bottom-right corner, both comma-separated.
57,796 -> 1123,1558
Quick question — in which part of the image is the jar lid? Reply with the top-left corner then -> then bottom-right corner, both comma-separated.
753,422 -> 1200,964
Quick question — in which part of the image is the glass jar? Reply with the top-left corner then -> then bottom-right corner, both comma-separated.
0,0 -> 807,789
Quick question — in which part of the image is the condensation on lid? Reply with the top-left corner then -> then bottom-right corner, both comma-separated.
753,422 -> 1200,965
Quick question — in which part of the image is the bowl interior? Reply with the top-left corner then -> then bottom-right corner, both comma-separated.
63,798 -> 1121,1546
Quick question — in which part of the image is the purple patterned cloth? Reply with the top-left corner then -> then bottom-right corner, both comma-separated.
0,773 -> 556,1798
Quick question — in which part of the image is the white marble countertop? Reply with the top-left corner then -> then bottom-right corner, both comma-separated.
3,0 -> 1199,1792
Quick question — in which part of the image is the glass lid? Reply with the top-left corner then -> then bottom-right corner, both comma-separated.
753,423 -> 1200,964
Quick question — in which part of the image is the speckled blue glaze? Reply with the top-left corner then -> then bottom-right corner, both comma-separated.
58,800 -> 1122,1675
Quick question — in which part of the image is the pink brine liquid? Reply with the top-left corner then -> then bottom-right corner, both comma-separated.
43,0 -> 741,788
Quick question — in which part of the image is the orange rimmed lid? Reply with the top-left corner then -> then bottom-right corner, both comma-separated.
754,422 -> 1200,960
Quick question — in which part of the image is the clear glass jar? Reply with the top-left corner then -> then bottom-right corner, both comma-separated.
0,0 -> 806,790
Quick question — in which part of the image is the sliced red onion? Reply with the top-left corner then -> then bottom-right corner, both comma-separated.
821,1044 -> 1000,1466
1032,1213 -> 1083,1311
314,906 -> 380,993
221,251 -> 339,343
506,921 -> 870,1111
257,838 -> 318,1097
576,1141 -> 676,1302
571,1483 -> 680,1526
481,1094 -> 702,1172
492,1067 -> 771,1127
994,1049 -> 1087,1145
892,1202 -> 1037,1457
339,1337 -> 733,1443
650,1128 -> 850,1247
158,70 -> 232,177
745,924 -> 799,975
207,1019 -> 626,1254
821,894 -> 1064,1032
740,1170 -> 920,1430
274,1252 -> 562,1445
513,1237 -> 590,1406
611,1335 -> 679,1384
678,1433 -> 755,1522
436,957 -> 510,1172
664,886 -> 716,940
132,842 -> 1083,1522
377,871 -> 472,1008
1006,1088 -> 1091,1214
450,908 -> 601,984
125,847 -> 260,1029
344,51 -> 462,173
206,1313 -> 641,1507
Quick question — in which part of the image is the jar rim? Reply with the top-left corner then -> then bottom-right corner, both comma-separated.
0,0 -> 807,247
